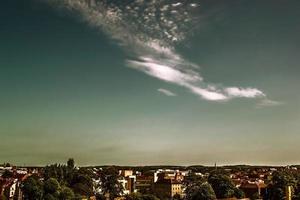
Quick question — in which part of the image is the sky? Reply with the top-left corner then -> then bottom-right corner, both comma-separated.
0,0 -> 300,166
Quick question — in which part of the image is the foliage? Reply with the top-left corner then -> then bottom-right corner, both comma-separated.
208,172 -> 240,199
1,170 -> 13,179
60,186 -> 75,200
22,175 -> 44,200
67,158 -> 75,169
267,170 -> 296,200
44,193 -> 57,200
141,194 -> 160,200
173,193 -> 181,200
251,192 -> 260,200
99,167 -> 124,199
43,164 -> 68,183
44,178 -> 61,195
125,193 -> 160,200
233,187 -> 245,199
185,182 -> 216,200
43,159 -> 94,197
1,194 -> 7,200
22,175 -> 76,200
70,168 -> 94,197
183,172 -> 205,186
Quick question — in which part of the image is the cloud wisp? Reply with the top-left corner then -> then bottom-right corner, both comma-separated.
157,88 -> 177,97
256,99 -> 284,108
48,0 -> 267,102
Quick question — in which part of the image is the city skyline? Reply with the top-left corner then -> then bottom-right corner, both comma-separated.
0,0 -> 299,166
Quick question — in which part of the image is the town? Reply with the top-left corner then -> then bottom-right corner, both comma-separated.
0,159 -> 299,200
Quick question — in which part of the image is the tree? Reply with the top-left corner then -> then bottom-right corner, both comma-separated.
1,170 -> 13,179
141,194 -> 160,200
125,193 -> 160,200
183,172 -> 205,186
43,164 -> 64,182
99,167 -> 123,199
60,186 -> 75,200
71,168 -> 94,197
125,193 -> 143,200
267,171 -> 296,200
1,194 -> 7,200
233,187 -> 245,199
251,192 -> 260,200
292,171 -> 300,200
44,178 -> 61,195
22,176 -> 44,200
173,193 -> 182,200
43,159 -> 76,185
185,182 -> 216,200
67,158 -> 75,169
4,163 -> 11,167
44,193 -> 58,200
208,172 -> 237,199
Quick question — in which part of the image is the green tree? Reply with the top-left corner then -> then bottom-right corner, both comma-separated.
125,193 -> 160,200
183,172 -> 205,186
268,171 -> 296,200
141,194 -> 160,200
71,168 -> 94,197
67,158 -> 75,169
208,172 -> 237,199
1,194 -> 7,200
185,182 -> 216,200
60,186 -> 75,200
99,167 -> 123,199
173,193 -> 182,200
251,192 -> 260,200
43,164 -> 64,182
2,170 -> 13,179
43,159 -> 76,185
44,193 -> 58,200
22,176 -> 44,200
233,187 -> 245,199
125,193 -> 143,200
44,178 -> 61,195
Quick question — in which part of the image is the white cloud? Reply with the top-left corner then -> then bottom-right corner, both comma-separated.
157,88 -> 177,96
48,0 -> 269,103
257,99 -> 284,107
128,57 -> 228,101
225,87 -> 265,98
127,57 -> 201,84
188,85 -> 228,101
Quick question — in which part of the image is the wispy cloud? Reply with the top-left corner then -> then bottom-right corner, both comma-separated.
157,88 -> 177,97
47,0 -> 268,103
256,99 -> 284,108
225,87 -> 265,98
188,85 -> 228,101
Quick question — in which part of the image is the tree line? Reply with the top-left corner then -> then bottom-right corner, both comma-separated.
3,159 -> 300,200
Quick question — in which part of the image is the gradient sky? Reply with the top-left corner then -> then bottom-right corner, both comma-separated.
1,0 -> 300,166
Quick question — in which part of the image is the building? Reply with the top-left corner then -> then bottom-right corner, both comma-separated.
118,170 -> 137,195
154,179 -> 183,199
239,181 -> 267,199
154,169 -> 184,183
119,170 -> 133,178
136,175 -> 154,194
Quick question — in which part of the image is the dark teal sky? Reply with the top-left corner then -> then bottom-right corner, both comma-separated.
0,0 -> 300,166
